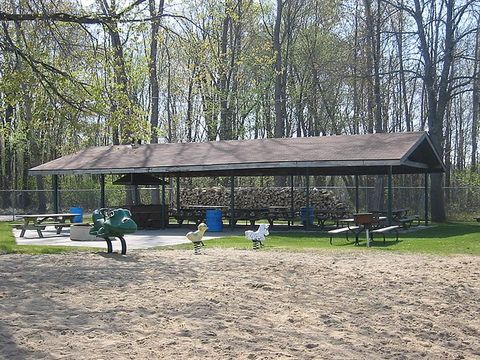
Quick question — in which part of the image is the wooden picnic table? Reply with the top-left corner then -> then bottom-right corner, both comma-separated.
173,206 -> 228,226
371,208 -> 409,220
227,208 -> 270,227
316,208 -> 351,228
267,206 -> 295,228
16,213 -> 77,238
370,208 -> 420,227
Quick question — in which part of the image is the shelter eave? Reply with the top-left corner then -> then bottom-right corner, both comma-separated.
28,159 -> 428,177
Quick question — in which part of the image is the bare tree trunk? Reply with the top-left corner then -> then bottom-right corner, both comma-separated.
7,4 -> 46,212
186,62 -> 197,142
148,0 -> 164,205
100,0 -> 134,145
148,0 -> 164,144
412,0 -> 458,222
273,0 -> 285,139
219,2 -> 232,140
472,17 -> 480,170
393,3 -> 412,131
100,0 -> 137,204
273,0 -> 286,186
0,104 -> 13,208
165,44 -> 173,142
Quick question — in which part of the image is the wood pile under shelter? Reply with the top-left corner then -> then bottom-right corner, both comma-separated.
178,187 -> 345,210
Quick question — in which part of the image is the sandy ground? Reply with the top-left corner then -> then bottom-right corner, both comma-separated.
0,249 -> 478,360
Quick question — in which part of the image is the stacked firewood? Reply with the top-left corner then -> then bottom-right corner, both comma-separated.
178,187 -> 345,210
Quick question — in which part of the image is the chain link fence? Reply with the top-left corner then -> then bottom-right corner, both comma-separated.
0,186 -> 478,221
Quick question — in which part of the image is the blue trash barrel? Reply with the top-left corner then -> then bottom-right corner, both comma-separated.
300,207 -> 314,226
206,209 -> 223,232
69,207 -> 83,223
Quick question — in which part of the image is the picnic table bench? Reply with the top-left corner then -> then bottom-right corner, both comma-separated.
397,215 -> 420,228
371,208 -> 420,228
267,206 -> 295,228
228,208 -> 270,227
371,225 -> 400,244
328,225 -> 360,244
172,206 -> 226,226
317,208 -> 351,228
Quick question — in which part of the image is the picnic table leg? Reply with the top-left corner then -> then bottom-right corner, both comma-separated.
36,228 -> 44,238
353,226 -> 363,246
20,219 -> 30,237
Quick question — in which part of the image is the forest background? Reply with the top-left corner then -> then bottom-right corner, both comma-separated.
0,0 -> 479,221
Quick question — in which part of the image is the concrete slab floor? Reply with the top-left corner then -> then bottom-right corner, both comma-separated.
12,227 -> 243,251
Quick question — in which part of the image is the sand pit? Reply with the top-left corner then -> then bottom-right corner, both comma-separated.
0,249 -> 479,359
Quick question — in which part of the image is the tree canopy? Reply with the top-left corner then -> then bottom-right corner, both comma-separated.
1,0 -> 479,221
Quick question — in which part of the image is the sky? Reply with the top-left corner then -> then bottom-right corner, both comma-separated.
78,0 -> 96,8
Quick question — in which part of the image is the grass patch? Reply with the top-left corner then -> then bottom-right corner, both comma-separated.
0,222 -> 98,254
163,222 -> 480,256
2,221 -> 478,256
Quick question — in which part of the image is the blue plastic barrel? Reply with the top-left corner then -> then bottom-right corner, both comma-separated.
69,207 -> 83,223
206,209 -> 223,232
300,207 -> 314,226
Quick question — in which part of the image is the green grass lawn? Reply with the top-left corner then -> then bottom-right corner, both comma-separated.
0,222 -> 97,254
1,221 -> 479,255
162,222 -> 480,256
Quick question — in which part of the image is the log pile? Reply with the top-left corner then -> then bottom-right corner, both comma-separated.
178,187 -> 345,210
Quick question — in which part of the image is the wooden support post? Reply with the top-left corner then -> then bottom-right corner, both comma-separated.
424,171 -> 429,226
305,170 -> 310,230
355,175 -> 359,213
100,174 -> 106,208
387,166 -> 393,225
162,174 -> 166,229
230,176 -> 235,230
290,175 -> 294,225
176,176 -> 180,211
53,175 -> 59,213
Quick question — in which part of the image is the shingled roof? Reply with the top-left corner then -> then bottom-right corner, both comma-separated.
29,131 -> 444,177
